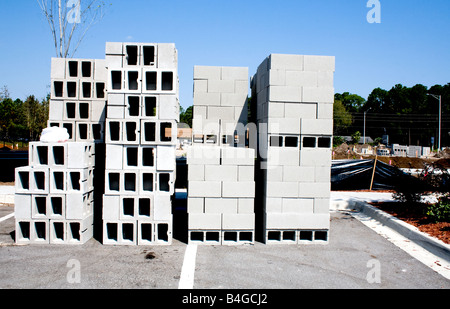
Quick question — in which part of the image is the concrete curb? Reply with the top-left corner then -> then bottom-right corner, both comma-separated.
331,197 -> 450,265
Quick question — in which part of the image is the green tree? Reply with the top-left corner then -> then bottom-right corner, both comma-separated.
180,105 -> 193,128
333,99 -> 353,135
351,131 -> 362,144
335,92 -> 366,113
22,95 -> 49,141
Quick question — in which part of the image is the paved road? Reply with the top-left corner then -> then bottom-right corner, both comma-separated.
0,204 -> 448,289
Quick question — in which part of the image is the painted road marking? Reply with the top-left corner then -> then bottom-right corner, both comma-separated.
0,213 -> 14,223
178,244 -> 198,289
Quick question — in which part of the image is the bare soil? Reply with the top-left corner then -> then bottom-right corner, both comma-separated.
371,201 -> 450,245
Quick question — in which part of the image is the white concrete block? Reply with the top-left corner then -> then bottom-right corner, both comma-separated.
157,43 -> 177,69
283,166 -> 315,182
314,198 -> 330,214
268,69 -> 286,86
15,167 -> 32,193
154,194 -> 172,221
222,181 -> 255,198
188,181 -> 222,198
269,54 -> 304,71
282,198 -> 314,214
67,142 -> 93,169
267,118 -> 300,135
221,147 -> 255,166
238,198 -> 254,214
188,198 -> 204,213
208,106 -> 235,120
157,146 -> 176,171
300,119 -> 333,135
303,55 -> 335,72
265,197 -> 282,213
266,102 -> 285,118
222,214 -> 255,230
205,165 -> 238,182
194,66 -> 221,80
193,106 -> 207,120
318,71 -> 334,87
105,55 -> 123,68
94,59 -> 108,81
265,165 -> 283,182
208,80 -> 235,93
192,118 -> 220,136
105,42 -> 124,55
221,66 -> 248,81
49,100 -> 64,121
238,165 -> 254,182
284,102 -> 317,119
194,92 -> 221,106
265,213 -> 330,230
315,166 -> 331,183
194,79 -> 208,93
267,148 -> 299,166
204,198 -> 238,214
298,182 -> 331,198
302,87 -> 334,103
300,148 -> 332,167
91,100 -> 107,122
317,103 -> 334,120
189,213 -> 222,230
285,71 -> 318,87
103,195 -> 120,220
269,86 -> 302,103
221,93 -> 248,107
234,80 -> 249,94
51,58 -> 66,79
188,165 -> 205,181
266,182 -> 298,198
107,93 -> 125,106
14,194 -> 32,219
66,192 -> 92,220
187,146 -> 221,165
106,144 -> 123,170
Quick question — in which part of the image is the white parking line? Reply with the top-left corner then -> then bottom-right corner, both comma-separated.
178,244 -> 198,289
0,213 -> 14,223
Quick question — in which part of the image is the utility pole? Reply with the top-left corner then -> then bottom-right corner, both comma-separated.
428,94 -> 442,151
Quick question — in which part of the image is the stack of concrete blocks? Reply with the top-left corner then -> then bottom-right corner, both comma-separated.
187,66 -> 256,245
15,141 -> 96,244
251,54 -> 335,244
102,42 -> 179,246
48,58 -> 107,143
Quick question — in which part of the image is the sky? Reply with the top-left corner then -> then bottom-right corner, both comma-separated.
0,0 -> 449,109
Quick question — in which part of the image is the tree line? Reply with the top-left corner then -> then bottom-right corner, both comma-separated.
0,86 -> 49,144
334,83 -> 450,148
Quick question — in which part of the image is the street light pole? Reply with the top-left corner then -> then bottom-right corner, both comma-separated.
428,94 -> 442,151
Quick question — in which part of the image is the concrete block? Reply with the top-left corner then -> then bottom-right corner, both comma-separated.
234,80 -> 249,94
265,165 -> 283,182
159,95 -> 179,121
269,86 -> 302,103
193,105 -> 207,120
208,80 -> 235,93
265,197 -> 282,213
194,80 -> 208,93
220,93 -> 248,108
31,220 -> 49,243
238,165 -> 254,182
221,147 -> 255,166
187,146 -> 221,165
194,66 -> 221,81
154,194 -> 172,221
48,195 -> 66,219
317,103 -> 334,120
315,166 -> 331,183
300,119 -> 333,135
266,102 -> 285,118
207,106 -> 235,120
188,165 -> 205,181
50,170 -> 66,193
15,221 -> 32,244
266,182 -> 298,198
157,146 -> 176,171
265,213 -> 330,230
67,142 -> 94,169
193,92 -> 221,107
318,71 -> 334,87
94,59 -> 108,81
314,198 -> 330,214
222,182 -> 255,198
139,171 -> 155,194
31,195 -> 49,219
222,214 -> 255,230
192,118 -> 220,136
188,213 -> 222,230
49,100 -> 64,121
267,148 -> 299,166
302,87 -> 334,103
303,55 -> 335,72
221,66 -> 248,81
285,71 -> 318,87
106,144 -> 123,170
91,100 -> 107,122
15,167 -> 32,194
268,69 -> 286,86
51,58 -> 66,79
269,54 -> 304,71
30,169 -> 50,194
105,54 -> 123,68
103,195 -> 120,221
188,181 -> 222,198
14,194 -> 32,219
157,43 -> 177,69
282,198 -> 314,213
283,103 -> 317,119
283,166 -> 315,182
204,198 -> 238,214
267,118 -> 300,135
300,149 -> 332,167
188,198 -> 204,214
205,165 -> 237,182
298,182 -> 331,198
238,198 -> 254,214
106,42 -> 124,55
107,93 -> 126,106
66,192 -> 93,220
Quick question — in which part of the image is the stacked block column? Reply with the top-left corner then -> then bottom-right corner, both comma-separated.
251,54 -> 335,244
187,66 -> 256,245
102,42 -> 179,245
